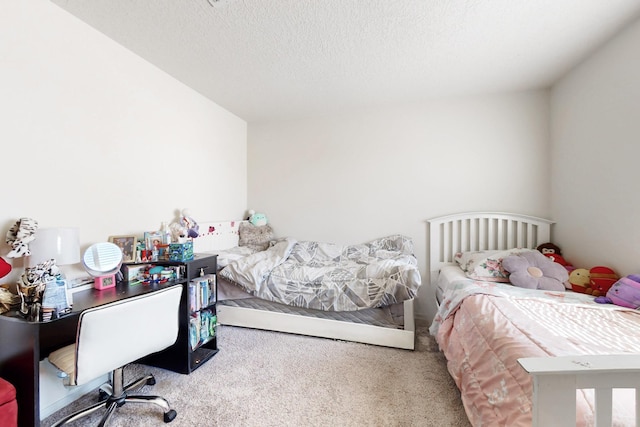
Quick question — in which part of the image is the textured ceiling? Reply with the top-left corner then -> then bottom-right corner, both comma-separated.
50,0 -> 640,122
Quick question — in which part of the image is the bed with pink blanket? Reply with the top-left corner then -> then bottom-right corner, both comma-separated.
428,212 -> 640,427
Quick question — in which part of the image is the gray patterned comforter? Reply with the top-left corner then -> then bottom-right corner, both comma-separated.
219,235 -> 422,311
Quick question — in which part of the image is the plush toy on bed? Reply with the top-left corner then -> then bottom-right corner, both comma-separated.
569,266 -> 618,296
536,242 -> 574,272
595,274 -> 640,309
502,250 -> 568,291
247,210 -> 268,227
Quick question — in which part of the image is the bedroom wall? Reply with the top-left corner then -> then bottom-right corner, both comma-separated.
0,1 -> 247,282
247,91 -> 551,321
550,15 -> 640,277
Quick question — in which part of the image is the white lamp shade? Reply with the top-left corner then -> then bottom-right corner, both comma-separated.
28,227 -> 81,267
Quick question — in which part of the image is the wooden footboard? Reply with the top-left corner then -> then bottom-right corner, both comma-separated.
518,354 -> 640,426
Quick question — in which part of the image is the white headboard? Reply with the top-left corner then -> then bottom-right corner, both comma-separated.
192,220 -> 248,253
427,212 -> 554,275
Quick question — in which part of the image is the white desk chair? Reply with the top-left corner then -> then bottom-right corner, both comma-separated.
47,285 -> 182,426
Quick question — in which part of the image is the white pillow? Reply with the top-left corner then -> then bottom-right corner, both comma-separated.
454,248 -> 535,282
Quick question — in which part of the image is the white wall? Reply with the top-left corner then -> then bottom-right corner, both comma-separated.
248,91 -> 551,320
551,16 -> 640,276
0,1 -> 247,282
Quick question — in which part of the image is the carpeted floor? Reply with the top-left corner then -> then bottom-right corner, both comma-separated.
43,325 -> 471,427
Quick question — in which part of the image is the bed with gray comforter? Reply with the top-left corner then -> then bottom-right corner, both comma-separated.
218,235 -> 421,312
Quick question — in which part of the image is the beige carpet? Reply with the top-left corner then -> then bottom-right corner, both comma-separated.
43,325 -> 471,427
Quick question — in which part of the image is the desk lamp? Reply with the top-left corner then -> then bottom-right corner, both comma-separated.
28,227 -> 80,268
82,242 -> 123,290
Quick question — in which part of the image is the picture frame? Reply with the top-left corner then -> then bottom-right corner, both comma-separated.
108,235 -> 137,263
144,231 -> 165,251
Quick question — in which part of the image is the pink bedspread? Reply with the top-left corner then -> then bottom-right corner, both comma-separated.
431,279 -> 640,426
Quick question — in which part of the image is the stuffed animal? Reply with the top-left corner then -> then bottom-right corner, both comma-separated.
595,274 -> 640,309
502,251 -> 568,291
180,209 -> 200,238
589,266 -> 618,296
247,210 -> 268,227
536,242 -> 574,271
5,217 -> 38,258
569,266 -> 618,296
568,268 -> 591,293
0,257 -> 11,279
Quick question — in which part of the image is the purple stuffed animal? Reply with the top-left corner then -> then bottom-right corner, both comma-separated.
595,274 -> 640,309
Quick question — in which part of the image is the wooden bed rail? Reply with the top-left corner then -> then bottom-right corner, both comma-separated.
518,354 -> 640,427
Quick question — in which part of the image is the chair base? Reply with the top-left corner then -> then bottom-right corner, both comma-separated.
51,367 -> 176,426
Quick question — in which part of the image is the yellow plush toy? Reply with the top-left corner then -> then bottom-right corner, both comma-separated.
569,266 -> 618,296
569,268 -> 591,293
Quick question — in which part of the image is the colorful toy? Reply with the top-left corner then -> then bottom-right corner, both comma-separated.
568,268 -> 591,293
569,266 -> 618,296
502,250 -> 568,291
595,274 -> 640,309
536,242 -> 574,271
0,258 -> 11,279
180,209 -> 200,238
5,217 -> 38,258
589,266 -> 618,296
247,210 -> 268,227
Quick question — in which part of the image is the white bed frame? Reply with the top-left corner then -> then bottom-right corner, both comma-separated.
428,211 -> 553,287
428,212 -> 640,426
193,220 -> 416,350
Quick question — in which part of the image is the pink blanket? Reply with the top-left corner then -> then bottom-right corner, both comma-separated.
431,279 -> 640,426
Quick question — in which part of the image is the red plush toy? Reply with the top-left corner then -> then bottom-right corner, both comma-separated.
536,243 -> 573,270
589,266 -> 618,296
0,257 -> 11,279
568,266 -> 618,296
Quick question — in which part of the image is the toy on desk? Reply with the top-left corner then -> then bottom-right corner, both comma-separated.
16,259 -> 65,321
138,265 -> 175,285
168,209 -> 200,242
180,209 -> 200,238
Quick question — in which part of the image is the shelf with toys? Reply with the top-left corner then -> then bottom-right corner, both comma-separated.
129,253 -> 219,374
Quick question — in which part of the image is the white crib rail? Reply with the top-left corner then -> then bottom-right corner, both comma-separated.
518,354 -> 640,427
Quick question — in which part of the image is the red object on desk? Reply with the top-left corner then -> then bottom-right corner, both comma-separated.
0,377 -> 18,427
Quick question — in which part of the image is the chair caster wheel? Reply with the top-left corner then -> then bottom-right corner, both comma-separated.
98,390 -> 108,401
146,375 -> 156,386
164,409 -> 177,423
